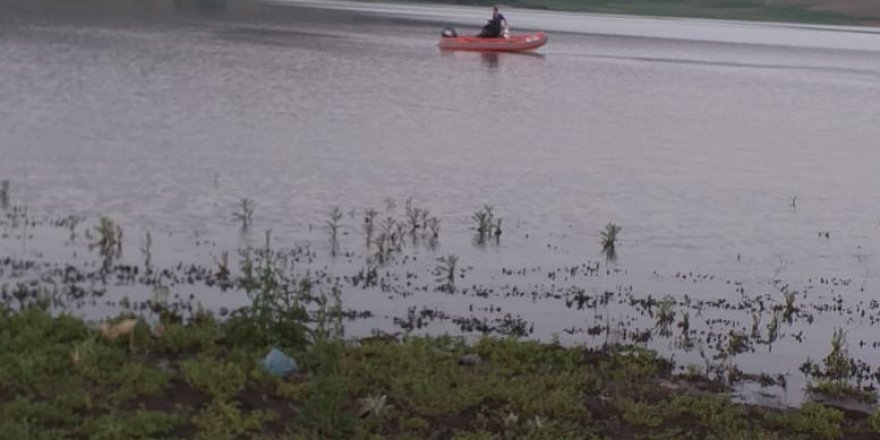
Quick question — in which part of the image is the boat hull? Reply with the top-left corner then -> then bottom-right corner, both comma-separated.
438,32 -> 547,52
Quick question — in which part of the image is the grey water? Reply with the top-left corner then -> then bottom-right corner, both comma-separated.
2,0 -> 880,408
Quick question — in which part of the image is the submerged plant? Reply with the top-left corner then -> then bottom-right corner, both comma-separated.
783,288 -> 797,320
405,198 -> 422,234
427,216 -> 441,240
357,261 -> 379,288
233,198 -> 254,230
654,298 -> 675,337
824,328 -> 855,386
473,205 -> 495,244
380,216 -> 395,240
239,248 -> 255,289
600,223 -> 621,262
394,221 -> 407,250
92,217 -> 120,258
0,180 -> 8,209
383,197 -> 396,213
435,254 -> 458,293
65,215 -> 81,241
140,231 -> 152,270
750,312 -> 761,339
767,311 -> 780,346
419,208 -> 430,232
803,328 -> 875,402
216,251 -> 230,280
725,331 -> 749,359
363,207 -> 378,248
115,224 -> 123,257
327,206 -> 343,242
372,233 -> 390,265
677,310 -> 690,338
327,206 -> 343,256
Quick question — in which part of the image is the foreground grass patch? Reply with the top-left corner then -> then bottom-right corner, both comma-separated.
1,307 -> 879,439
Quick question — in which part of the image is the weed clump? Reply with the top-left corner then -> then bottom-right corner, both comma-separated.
363,207 -> 378,248
0,180 -> 8,209
435,255 -> 459,293
473,205 -> 501,244
233,198 -> 254,230
802,328 -> 876,403
600,223 -> 621,262
226,232 -> 311,351
91,217 -> 122,260
654,298 -> 675,337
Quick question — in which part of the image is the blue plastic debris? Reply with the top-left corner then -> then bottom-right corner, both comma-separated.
262,347 -> 298,377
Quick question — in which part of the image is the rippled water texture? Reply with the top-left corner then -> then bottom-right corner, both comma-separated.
2,0 -> 880,407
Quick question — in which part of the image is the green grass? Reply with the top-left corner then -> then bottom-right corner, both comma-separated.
1,305 -> 879,439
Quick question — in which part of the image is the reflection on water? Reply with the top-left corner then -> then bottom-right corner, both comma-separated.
439,50 -> 547,70
480,52 -> 546,68
481,52 -> 499,68
173,0 -> 229,16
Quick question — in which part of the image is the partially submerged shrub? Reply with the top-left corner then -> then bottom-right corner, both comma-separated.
803,328 -> 875,402
427,216 -> 441,240
654,298 -> 675,337
435,255 -> 459,293
405,198 -> 424,234
473,205 -> 494,242
781,286 -> 798,320
140,231 -> 152,270
327,206 -> 343,243
0,180 -> 9,209
473,205 -> 501,244
215,251 -> 230,280
233,198 -> 254,230
92,217 -> 121,259
226,232 -> 310,350
600,223 -> 621,262
363,207 -> 378,248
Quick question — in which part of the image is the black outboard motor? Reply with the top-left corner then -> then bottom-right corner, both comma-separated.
441,27 -> 458,38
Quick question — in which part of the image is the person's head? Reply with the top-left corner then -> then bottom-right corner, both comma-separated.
492,5 -> 499,14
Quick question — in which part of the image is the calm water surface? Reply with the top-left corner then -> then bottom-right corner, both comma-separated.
2,0 -> 880,407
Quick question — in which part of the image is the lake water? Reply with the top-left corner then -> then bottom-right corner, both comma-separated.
2,0 -> 880,408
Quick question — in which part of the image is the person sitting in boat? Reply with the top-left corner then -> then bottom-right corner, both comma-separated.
478,6 -> 509,38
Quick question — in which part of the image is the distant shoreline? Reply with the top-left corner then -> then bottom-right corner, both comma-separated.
350,0 -> 880,27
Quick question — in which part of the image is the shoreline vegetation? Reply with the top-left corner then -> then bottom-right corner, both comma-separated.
355,0 -> 880,27
0,232 -> 878,439
2,190 -> 880,437
3,305 -> 880,439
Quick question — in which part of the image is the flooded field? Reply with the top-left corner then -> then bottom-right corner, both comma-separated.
1,0 -> 880,409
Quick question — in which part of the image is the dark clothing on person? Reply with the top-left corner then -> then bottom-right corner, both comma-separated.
478,12 -> 506,38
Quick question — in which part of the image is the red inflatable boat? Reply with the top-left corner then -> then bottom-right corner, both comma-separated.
438,32 -> 547,52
